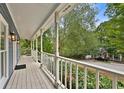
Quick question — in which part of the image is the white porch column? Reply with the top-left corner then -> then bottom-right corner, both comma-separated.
40,30 -> 43,67
33,40 -> 34,58
36,37 -> 38,62
31,41 -> 32,56
55,11 -> 59,88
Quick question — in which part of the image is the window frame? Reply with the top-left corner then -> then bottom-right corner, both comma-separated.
0,14 -> 9,88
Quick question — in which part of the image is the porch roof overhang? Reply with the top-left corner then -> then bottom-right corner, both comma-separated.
7,3 -> 59,40
7,3 -> 76,40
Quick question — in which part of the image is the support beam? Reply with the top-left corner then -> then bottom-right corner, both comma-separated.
31,41 -> 32,56
36,38 -> 38,62
40,30 -> 43,67
33,40 -> 34,50
32,41 -> 33,56
33,40 -> 35,58
55,11 -> 59,88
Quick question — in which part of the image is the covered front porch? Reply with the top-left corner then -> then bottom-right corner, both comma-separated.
2,3 -> 124,89
6,56 -> 55,89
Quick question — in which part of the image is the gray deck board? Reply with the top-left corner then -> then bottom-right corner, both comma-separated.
6,56 -> 55,89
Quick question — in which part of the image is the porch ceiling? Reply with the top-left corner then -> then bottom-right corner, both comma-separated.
7,3 -> 59,40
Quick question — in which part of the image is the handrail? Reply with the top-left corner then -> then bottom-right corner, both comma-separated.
42,51 -> 124,76
41,51 -> 55,56
32,50 -> 124,89
58,56 -> 124,76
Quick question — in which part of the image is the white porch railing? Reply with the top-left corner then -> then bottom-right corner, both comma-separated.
31,50 -> 37,62
32,50 -> 124,89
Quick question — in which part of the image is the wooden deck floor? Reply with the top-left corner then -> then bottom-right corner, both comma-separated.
6,56 -> 55,89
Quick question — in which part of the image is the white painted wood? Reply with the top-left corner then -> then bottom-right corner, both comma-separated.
33,40 -> 34,50
54,11 -> 59,88
76,64 -> 78,89
64,61 -> 67,88
40,52 -> 124,89
49,58 -> 52,73
96,69 -> 99,89
69,62 -> 72,89
36,38 -> 38,62
112,73 -> 117,89
31,41 -> 32,56
57,56 -> 124,76
84,67 -> 87,89
61,60 -> 63,83
40,30 -> 43,67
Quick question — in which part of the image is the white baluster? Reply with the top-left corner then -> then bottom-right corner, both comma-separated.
61,60 -> 63,83
96,69 -> 99,89
76,64 -> 78,89
112,73 -> 117,89
65,61 -> 67,88
84,66 -> 87,89
70,62 -> 72,89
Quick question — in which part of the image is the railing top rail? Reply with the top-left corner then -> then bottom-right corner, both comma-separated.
42,52 -> 124,76
42,51 -> 55,56
58,56 -> 124,76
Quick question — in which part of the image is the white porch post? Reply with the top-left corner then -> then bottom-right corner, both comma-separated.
31,41 -> 32,56
33,40 -> 34,58
40,30 -> 43,67
55,11 -> 59,88
36,37 -> 38,62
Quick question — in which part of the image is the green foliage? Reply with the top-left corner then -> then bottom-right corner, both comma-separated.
63,65 -> 124,89
99,75 -> 112,89
43,28 -> 55,53
96,3 -> 124,60
20,39 -> 31,55
59,4 -> 99,58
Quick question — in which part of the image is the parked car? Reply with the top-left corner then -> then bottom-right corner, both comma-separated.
95,56 -> 109,61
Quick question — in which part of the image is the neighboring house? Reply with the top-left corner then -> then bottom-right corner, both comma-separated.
0,4 -> 20,88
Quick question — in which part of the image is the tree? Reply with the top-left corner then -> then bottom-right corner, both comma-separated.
106,4 -> 124,54
59,4 -> 99,58
95,3 -> 124,61
20,39 -> 31,55
43,27 -> 55,53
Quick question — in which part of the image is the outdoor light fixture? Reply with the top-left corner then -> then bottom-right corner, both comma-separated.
10,32 -> 16,41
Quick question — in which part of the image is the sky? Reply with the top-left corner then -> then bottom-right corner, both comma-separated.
95,3 -> 109,27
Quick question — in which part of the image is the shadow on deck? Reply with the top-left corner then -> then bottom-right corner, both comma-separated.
5,56 -> 55,89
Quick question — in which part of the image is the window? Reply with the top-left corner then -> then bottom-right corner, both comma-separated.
0,14 -> 8,81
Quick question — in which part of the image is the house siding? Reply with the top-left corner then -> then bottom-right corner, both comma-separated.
8,39 -> 13,76
0,4 -> 20,79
